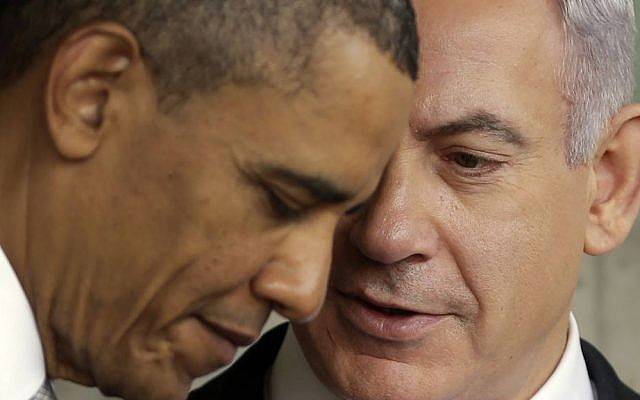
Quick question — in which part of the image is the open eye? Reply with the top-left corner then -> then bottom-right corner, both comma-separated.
450,152 -> 484,169
443,150 -> 506,177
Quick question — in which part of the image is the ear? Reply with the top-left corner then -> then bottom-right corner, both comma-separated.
45,22 -> 142,159
584,103 -> 640,255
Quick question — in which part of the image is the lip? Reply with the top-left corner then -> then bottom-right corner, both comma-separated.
196,317 -> 258,347
334,289 -> 451,342
172,317 -> 242,378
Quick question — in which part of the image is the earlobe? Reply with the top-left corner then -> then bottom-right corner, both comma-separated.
45,23 -> 138,159
584,104 -> 640,255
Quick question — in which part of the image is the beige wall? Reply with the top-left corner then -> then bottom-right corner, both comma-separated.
573,225 -> 640,391
53,5 -> 640,399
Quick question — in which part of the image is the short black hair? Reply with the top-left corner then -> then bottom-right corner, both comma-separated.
0,0 -> 418,98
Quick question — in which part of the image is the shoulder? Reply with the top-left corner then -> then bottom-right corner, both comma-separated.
581,339 -> 640,400
188,323 -> 289,400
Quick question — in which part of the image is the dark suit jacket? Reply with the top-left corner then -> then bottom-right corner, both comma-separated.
189,324 -> 639,400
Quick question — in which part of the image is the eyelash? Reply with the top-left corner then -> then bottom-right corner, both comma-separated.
263,184 -> 365,223
263,185 -> 305,220
443,150 -> 506,177
345,203 -> 364,216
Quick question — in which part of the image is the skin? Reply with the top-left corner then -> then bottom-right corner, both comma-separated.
294,1 -> 640,399
0,22 -> 413,400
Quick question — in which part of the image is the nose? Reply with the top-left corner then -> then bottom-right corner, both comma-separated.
251,213 -> 336,323
350,158 -> 440,265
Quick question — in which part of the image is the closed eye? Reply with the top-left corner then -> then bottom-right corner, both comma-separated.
262,184 -> 305,220
345,203 -> 364,216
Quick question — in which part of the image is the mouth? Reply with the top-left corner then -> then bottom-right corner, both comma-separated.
334,289 -> 451,342
195,316 -> 258,348
170,316 -> 256,379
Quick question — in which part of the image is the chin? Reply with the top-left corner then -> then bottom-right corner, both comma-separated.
92,354 -> 192,400
327,355 -> 450,400
299,331 -> 465,400
102,376 -> 191,400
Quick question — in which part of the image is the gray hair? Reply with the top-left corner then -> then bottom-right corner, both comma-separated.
556,0 -> 636,165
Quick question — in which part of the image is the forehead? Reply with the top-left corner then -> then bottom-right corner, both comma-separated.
180,29 -> 412,193
260,30 -> 411,183
412,0 -> 567,137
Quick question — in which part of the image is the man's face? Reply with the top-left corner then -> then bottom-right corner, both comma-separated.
36,32 -> 412,399
295,2 -> 593,399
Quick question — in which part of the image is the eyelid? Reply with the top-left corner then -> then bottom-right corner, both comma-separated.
442,145 -> 511,161
441,148 -> 508,177
345,202 -> 364,215
442,143 -> 513,157
261,182 -> 306,220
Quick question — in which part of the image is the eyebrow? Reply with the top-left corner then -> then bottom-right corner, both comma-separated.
413,110 -> 529,147
262,165 -> 354,204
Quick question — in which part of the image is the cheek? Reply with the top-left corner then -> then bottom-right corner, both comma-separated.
82,218 -> 279,399
80,148 -> 280,353
446,175 -> 588,350
126,138 -> 278,289
129,211 -> 288,350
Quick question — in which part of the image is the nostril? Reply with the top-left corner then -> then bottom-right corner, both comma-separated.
273,296 -> 322,324
351,221 -> 440,265
295,304 -> 322,324
252,274 -> 323,323
251,238 -> 331,323
270,301 -> 287,317
403,254 -> 429,265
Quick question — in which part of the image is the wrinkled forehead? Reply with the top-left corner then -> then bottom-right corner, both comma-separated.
414,0 -> 564,63
412,0 -> 567,136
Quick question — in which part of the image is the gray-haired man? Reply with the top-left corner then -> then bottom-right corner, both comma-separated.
0,1 -> 418,400
192,0 -> 640,399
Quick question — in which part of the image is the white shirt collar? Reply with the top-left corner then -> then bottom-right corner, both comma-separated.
532,313 -> 595,400
269,313 -> 595,400
0,246 -> 47,400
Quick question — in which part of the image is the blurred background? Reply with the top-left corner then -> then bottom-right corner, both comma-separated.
54,4 -> 640,399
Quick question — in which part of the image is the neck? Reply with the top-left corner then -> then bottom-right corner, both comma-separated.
492,313 -> 571,400
0,77 -> 42,292
0,72 -> 92,385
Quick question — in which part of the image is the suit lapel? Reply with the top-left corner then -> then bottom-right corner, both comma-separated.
189,324 -> 288,400
190,330 -> 640,400
581,339 -> 640,400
